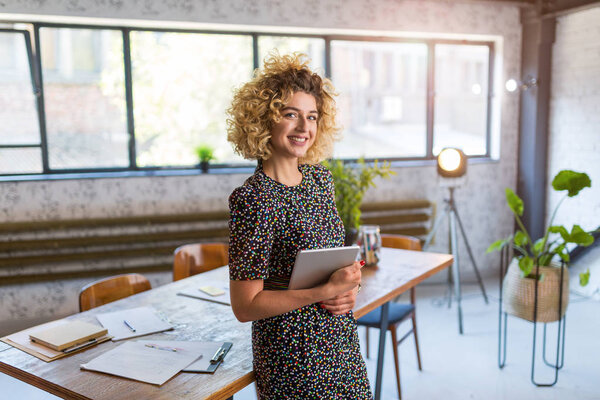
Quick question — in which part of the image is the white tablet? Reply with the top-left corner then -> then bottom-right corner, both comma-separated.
287,245 -> 360,290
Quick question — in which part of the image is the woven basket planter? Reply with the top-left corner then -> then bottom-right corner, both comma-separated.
502,258 -> 569,323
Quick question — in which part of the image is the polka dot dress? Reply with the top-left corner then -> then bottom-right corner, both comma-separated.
229,163 -> 373,400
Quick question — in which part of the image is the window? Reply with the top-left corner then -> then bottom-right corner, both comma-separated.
39,27 -> 129,169
0,29 -> 42,174
0,21 -> 495,177
130,31 -> 253,166
331,40 -> 428,159
434,44 -> 490,155
258,35 -> 325,74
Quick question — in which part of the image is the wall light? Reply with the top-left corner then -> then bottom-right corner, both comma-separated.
505,76 -> 538,92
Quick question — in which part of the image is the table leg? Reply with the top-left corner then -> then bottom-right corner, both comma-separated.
374,302 -> 390,400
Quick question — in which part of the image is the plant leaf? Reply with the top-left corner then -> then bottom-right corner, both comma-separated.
579,269 -> 590,287
514,231 -> 528,247
533,237 -> 544,253
552,170 -> 591,197
538,253 -> 553,266
505,188 -> 524,216
486,238 -> 508,253
549,225 -> 569,241
568,225 -> 595,246
554,244 -> 570,262
518,256 -> 534,276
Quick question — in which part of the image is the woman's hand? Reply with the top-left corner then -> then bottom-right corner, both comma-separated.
327,260 -> 363,296
319,286 -> 359,315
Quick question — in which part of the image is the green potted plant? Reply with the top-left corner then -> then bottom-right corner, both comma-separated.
195,144 -> 215,173
322,158 -> 395,245
487,169 -> 594,322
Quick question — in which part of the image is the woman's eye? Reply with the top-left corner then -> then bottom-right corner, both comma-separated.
284,112 -> 297,118
308,115 -> 318,121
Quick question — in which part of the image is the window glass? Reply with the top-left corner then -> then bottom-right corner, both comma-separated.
40,27 -> 129,169
331,40 -> 428,159
434,44 -> 489,155
130,32 -> 253,167
0,148 -> 42,174
258,36 -> 325,75
0,31 -> 39,146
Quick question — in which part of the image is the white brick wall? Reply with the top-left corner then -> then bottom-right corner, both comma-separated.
547,6 -> 600,231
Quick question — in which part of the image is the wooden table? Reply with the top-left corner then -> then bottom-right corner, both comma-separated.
0,248 -> 452,400
0,268 -> 252,400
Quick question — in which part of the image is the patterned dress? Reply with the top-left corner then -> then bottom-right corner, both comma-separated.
228,163 -> 373,400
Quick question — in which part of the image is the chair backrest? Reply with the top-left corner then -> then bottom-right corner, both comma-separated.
380,234 -> 422,303
381,234 -> 422,251
173,243 -> 229,281
79,273 -> 151,312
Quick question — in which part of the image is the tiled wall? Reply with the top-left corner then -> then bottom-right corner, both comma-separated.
0,0 -> 521,333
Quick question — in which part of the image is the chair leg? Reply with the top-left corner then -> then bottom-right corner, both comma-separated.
365,327 -> 370,359
389,324 -> 402,400
412,313 -> 422,371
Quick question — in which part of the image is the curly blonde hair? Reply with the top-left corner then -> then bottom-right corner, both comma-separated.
226,52 -> 340,164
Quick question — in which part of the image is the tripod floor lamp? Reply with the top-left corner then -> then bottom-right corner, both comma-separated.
423,148 -> 489,334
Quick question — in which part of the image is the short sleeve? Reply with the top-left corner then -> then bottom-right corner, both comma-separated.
228,186 -> 275,281
311,164 -> 336,200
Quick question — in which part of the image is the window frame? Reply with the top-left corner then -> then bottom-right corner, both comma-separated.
0,28 -> 44,170
0,20 -> 496,178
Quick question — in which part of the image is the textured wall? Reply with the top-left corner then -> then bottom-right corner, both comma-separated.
0,0 -> 521,333
547,6 -> 600,231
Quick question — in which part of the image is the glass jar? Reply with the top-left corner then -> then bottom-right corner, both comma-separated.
357,225 -> 381,266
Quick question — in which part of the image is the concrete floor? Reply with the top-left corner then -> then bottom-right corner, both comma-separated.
2,278 -> 599,400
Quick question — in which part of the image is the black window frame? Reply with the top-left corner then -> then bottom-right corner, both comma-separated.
0,21 -> 496,179
0,28 -> 44,172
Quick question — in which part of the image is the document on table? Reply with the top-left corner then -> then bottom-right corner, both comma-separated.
177,280 -> 231,306
80,340 -> 203,385
95,306 -> 173,341
1,319 -> 111,362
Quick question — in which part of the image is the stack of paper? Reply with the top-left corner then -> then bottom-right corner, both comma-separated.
80,340 -> 232,385
1,319 -> 112,362
95,306 -> 173,341
30,320 -> 108,351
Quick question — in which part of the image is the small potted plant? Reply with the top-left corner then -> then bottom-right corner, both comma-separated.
322,158 -> 395,245
487,170 -> 594,322
195,144 -> 215,173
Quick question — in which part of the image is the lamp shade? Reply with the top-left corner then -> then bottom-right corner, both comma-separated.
437,148 -> 467,178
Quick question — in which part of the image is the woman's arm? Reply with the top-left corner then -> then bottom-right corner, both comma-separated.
230,260 -> 362,322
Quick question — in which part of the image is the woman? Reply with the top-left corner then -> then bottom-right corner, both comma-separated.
226,53 -> 372,399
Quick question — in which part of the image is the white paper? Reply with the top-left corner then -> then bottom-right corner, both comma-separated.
80,341 -> 202,385
181,342 -> 223,372
96,306 -> 173,341
177,281 -> 231,306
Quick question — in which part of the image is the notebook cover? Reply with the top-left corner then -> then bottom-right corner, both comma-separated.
29,320 -> 108,351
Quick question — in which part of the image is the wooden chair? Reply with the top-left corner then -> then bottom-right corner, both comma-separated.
357,234 -> 423,399
173,243 -> 229,281
79,273 -> 152,312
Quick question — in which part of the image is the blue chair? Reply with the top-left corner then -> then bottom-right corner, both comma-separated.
358,234 -> 423,399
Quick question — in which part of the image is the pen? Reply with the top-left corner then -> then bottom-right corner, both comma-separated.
145,343 -> 182,352
63,338 -> 98,354
123,319 -> 136,332
210,347 -> 226,364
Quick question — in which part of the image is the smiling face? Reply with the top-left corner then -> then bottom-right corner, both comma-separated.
268,91 -> 318,162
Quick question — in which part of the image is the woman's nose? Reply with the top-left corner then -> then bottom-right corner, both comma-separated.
296,115 -> 308,131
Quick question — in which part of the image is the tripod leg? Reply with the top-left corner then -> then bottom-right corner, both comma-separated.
423,205 -> 449,250
452,204 -> 489,304
449,209 -> 464,334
